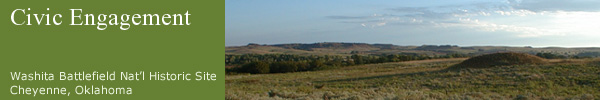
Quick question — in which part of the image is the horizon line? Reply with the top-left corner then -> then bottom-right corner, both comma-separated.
225,42 -> 600,48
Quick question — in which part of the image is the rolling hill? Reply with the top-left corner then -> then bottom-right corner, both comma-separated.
226,42 -> 600,57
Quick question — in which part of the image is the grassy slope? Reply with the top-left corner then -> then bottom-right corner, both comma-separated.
226,58 -> 600,100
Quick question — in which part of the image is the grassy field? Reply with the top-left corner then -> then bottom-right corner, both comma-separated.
226,58 -> 600,100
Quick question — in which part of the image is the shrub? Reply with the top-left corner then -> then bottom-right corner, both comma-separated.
270,61 -> 299,73
241,61 -> 270,74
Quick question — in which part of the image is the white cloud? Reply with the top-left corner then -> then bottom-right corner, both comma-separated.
479,11 -> 491,16
494,10 -> 537,16
511,0 -> 600,12
432,17 -> 562,37
547,11 -> 600,36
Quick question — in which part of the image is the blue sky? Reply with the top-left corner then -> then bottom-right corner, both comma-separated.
226,0 -> 600,47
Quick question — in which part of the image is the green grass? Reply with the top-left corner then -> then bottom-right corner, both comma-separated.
226,58 -> 600,99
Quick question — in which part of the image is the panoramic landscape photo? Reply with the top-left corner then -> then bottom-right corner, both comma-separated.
226,0 -> 600,99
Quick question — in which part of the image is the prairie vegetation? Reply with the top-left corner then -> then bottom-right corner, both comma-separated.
451,52 -> 546,69
226,53 -> 467,74
226,43 -> 600,99
226,57 -> 600,99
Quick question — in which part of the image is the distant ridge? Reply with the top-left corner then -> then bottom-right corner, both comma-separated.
226,42 -> 600,57
269,42 -> 393,51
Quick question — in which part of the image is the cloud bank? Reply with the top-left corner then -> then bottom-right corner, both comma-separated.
327,0 -> 600,37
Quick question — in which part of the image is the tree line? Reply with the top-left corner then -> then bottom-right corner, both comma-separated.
226,53 -> 469,74
534,52 -> 595,59
535,53 -> 568,59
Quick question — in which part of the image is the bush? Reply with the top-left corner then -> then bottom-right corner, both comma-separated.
270,62 -> 298,73
536,53 -> 566,59
241,61 -> 270,74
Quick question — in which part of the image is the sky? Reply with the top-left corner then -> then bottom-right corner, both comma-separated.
226,0 -> 600,47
